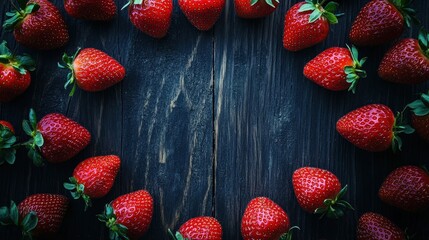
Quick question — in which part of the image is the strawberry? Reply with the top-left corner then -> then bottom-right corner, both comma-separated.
349,0 -> 417,46
0,120 -> 17,165
169,216 -> 223,240
379,165 -> 429,212
3,0 -> 69,50
64,155 -> 121,210
21,109 -> 91,166
356,212 -> 406,240
124,0 -> 173,38
283,1 -> 341,52
241,197 -> 299,240
0,194 -> 68,238
58,48 -> 126,96
292,167 -> 354,219
98,190 -> 154,240
378,29 -> 429,84
179,0 -> 225,31
336,104 -> 414,152
65,0 -> 117,21
234,0 -> 279,19
408,92 -> 429,141
304,45 -> 367,93
0,41 -> 35,103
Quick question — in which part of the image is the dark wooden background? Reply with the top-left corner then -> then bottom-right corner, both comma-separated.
1,0 -> 429,239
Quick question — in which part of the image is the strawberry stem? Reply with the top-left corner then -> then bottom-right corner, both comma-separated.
97,204 -> 130,240
58,48 -> 81,97
313,185 -> 354,219
279,226 -> 300,240
344,45 -> 367,94
168,230 -> 188,240
64,177 -> 92,211
20,109 -> 45,167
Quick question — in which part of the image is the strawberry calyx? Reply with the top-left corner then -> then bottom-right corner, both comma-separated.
20,108 -> 45,167
298,0 -> 342,24
344,45 -> 367,94
97,204 -> 130,240
279,226 -> 301,240
389,0 -> 419,28
58,48 -> 82,97
408,91 -> 429,116
250,0 -> 279,8
0,41 -> 35,75
313,185 -> 354,219
64,177 -> 92,211
418,28 -> 429,58
0,123 -> 18,165
2,0 -> 40,32
392,112 -> 415,152
0,200 -> 38,240
168,229 -> 189,240
121,0 -> 143,11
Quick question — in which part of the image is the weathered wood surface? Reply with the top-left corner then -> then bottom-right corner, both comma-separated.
1,0 -> 429,239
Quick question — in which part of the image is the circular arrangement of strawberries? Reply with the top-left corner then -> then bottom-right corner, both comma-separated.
0,0 -> 429,239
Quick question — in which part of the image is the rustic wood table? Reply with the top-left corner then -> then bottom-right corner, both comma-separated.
1,0 -> 429,239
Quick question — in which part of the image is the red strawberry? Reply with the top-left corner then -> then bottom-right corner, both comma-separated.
408,92 -> 429,141
98,190 -> 154,240
234,0 -> 279,19
241,197 -> 299,240
0,120 -> 17,165
125,0 -> 173,38
22,109 -> 91,166
0,194 -> 68,238
59,48 -> 126,96
378,30 -> 429,84
379,166 -> 429,212
3,0 -> 69,50
179,0 -> 225,31
0,41 -> 35,103
292,167 -> 353,219
356,212 -> 406,240
169,216 -> 223,240
336,104 -> 414,152
283,1 -> 340,52
349,0 -> 416,46
64,155 -> 121,210
65,0 -> 117,21
304,45 -> 367,92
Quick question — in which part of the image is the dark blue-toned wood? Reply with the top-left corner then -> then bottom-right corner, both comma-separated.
214,1 -> 429,240
1,0 -> 429,239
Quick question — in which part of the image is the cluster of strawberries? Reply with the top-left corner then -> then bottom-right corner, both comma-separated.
1,0 -> 429,239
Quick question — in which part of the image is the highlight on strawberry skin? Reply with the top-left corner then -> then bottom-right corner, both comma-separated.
168,216 -> 223,240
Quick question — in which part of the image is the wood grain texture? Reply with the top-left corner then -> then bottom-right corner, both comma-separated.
214,1 -> 429,240
0,0 -> 429,239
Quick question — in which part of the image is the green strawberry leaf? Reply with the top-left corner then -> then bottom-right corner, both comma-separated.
21,211 -> 38,233
324,1 -> 338,13
314,185 -> 354,219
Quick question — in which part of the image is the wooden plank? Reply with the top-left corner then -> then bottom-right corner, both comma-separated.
0,0 -> 214,239
214,1 -> 429,239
